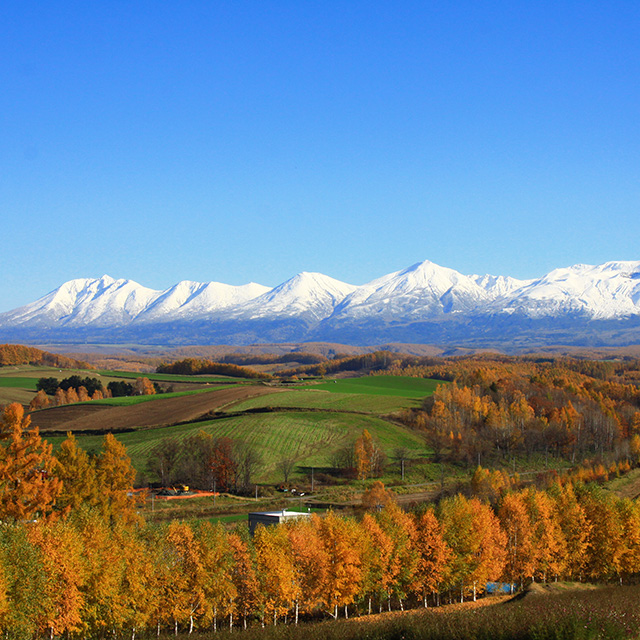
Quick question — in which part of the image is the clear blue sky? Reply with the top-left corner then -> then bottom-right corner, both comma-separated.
1,1 -> 639,311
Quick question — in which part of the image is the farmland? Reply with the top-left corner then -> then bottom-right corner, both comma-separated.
1,363 -> 441,486
228,388 -> 419,414
311,374 -> 442,398
46,409 -> 427,482
32,385 -> 277,432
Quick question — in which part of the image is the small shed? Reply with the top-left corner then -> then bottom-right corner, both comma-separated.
248,509 -> 311,536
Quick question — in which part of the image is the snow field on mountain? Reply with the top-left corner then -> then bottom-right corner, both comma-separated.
3,260 -> 640,346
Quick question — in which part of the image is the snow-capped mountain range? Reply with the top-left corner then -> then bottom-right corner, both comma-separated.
2,260 -> 640,347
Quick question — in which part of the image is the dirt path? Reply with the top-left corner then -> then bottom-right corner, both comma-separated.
31,385 -> 279,433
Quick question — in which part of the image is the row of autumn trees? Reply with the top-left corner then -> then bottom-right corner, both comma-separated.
3,478 -> 640,638
29,377 -> 157,412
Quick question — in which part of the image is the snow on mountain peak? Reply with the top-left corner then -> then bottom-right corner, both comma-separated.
229,271 -> 357,321
332,259 -> 489,321
504,260 -> 640,318
3,259 -> 640,340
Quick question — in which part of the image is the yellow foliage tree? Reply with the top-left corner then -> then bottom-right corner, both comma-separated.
54,433 -> 99,513
318,511 -> 364,619
135,377 -> 155,396
360,513 -> 394,614
254,523 -> 297,625
27,519 -> 85,638
411,507 -> 451,607
0,403 -> 62,522
361,480 -> 395,511
95,433 -> 139,525
285,515 -> 329,622
28,390 -> 50,412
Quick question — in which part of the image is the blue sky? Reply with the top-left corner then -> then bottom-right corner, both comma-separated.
1,1 -> 639,312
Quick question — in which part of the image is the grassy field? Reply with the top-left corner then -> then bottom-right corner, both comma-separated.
0,366 -> 69,404
310,375 -> 441,398
191,583 -> 640,640
89,385 -> 238,407
0,363 -> 246,407
97,369 -> 251,384
228,388 -> 418,414
0,365 -> 150,405
46,410 -> 426,482
0,376 -> 40,389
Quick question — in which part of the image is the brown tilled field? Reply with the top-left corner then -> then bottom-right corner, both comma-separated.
30,385 -> 280,433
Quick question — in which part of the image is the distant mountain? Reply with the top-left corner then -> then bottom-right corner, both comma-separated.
2,260 -> 640,347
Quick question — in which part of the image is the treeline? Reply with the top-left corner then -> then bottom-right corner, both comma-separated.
157,358 -> 271,379
29,377 -> 156,411
146,432 -> 262,492
2,479 -> 640,637
288,351 -> 640,383
0,343 -> 90,369
287,350 -> 408,377
219,353 -> 327,366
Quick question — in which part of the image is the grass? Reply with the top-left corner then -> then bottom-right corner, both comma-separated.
46,410 -> 426,483
604,467 -> 640,500
228,389 -> 419,414
162,583 -> 640,640
0,376 -> 40,389
310,375 -> 441,399
96,369 -> 249,384
89,385 -> 237,406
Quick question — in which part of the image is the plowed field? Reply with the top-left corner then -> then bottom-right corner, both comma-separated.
31,385 -> 279,433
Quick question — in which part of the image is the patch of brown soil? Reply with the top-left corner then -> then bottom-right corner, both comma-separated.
31,385 -> 279,433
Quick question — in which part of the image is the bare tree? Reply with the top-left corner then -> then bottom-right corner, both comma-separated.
278,456 -> 296,483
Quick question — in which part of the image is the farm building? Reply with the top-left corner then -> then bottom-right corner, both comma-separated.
248,509 -> 311,535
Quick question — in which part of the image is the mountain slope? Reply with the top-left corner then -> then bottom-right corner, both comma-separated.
496,261 -> 640,319
328,260 -> 489,324
228,272 -> 356,322
2,260 -> 640,347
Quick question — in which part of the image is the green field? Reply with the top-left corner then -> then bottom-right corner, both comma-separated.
0,365 -> 153,403
0,363 -> 247,407
310,375 -> 442,398
97,370 -> 250,384
228,389 -> 418,413
0,376 -> 39,390
89,385 -> 238,407
46,410 -> 426,482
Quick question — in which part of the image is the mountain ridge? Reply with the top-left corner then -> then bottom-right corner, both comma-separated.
2,259 -> 640,347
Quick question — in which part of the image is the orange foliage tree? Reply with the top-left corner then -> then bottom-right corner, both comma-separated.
0,403 -> 62,522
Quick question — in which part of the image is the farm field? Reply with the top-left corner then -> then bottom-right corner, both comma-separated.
96,369 -> 247,384
227,388 -> 419,414
0,375 -> 41,405
4,366 -> 438,488
46,409 -> 426,482
310,375 -> 441,398
0,364 -> 251,406
0,364 -> 163,406
30,384 -> 276,433
90,386 -> 236,406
